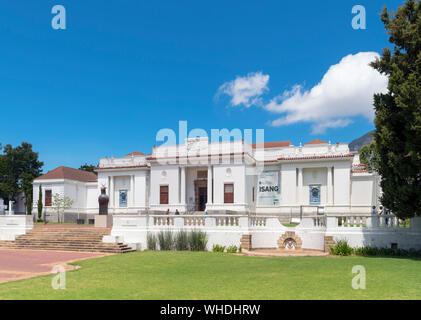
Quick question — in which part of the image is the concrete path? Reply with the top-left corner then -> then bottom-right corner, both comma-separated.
0,248 -> 109,283
240,249 -> 329,258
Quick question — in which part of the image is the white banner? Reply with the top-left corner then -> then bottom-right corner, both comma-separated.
257,171 -> 280,206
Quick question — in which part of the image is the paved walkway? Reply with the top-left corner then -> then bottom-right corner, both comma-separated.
240,249 -> 329,257
0,249 -> 108,283
34,225 -> 111,230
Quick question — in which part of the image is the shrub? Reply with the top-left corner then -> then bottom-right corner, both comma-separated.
189,230 -> 208,251
354,246 -> 378,256
226,245 -> 239,253
212,244 -> 225,253
147,233 -> 157,250
329,239 -> 353,256
353,246 -> 421,258
175,230 -> 189,251
157,230 -> 174,250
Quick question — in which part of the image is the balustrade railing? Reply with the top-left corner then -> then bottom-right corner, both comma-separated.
215,216 -> 239,227
337,215 -> 367,228
153,216 -> 174,226
331,214 -> 412,230
312,216 -> 326,228
184,216 -> 206,226
112,213 -> 419,233
250,216 -> 267,227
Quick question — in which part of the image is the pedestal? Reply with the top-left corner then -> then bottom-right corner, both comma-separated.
95,215 -> 113,228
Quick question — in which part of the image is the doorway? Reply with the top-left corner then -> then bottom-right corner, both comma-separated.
198,187 -> 207,211
194,179 -> 207,212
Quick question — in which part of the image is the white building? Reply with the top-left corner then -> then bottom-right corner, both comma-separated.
32,137 -> 380,222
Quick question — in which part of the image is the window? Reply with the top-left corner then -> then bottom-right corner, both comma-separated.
119,190 -> 128,207
224,184 -> 234,204
160,185 -> 169,204
197,170 -> 207,179
45,190 -> 52,207
309,185 -> 321,205
252,187 -> 255,203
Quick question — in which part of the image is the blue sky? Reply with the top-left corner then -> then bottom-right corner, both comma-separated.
0,0 -> 402,171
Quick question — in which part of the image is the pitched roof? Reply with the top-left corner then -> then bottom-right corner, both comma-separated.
126,151 -> 145,157
305,139 -> 328,145
251,141 -> 291,149
278,154 -> 354,161
34,166 -> 98,183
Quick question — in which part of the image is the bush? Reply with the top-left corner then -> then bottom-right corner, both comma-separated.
147,233 -> 157,250
329,239 -> 353,256
175,230 -> 189,251
157,230 -> 174,250
189,230 -> 208,251
212,244 -> 225,253
226,245 -> 239,253
353,246 -> 421,258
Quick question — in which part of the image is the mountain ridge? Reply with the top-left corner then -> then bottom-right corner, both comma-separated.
349,131 -> 375,152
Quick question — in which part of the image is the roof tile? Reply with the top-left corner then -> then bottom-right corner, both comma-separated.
35,166 -> 98,182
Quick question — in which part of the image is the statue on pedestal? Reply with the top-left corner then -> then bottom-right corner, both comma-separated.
98,186 -> 109,215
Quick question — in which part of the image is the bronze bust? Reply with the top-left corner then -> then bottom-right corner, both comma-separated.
98,186 -> 109,215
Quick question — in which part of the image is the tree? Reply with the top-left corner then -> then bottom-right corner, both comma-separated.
79,163 -> 98,175
52,193 -> 74,223
0,143 -> 43,206
370,0 -> 421,218
26,194 -> 32,216
359,143 -> 379,170
37,185 -> 43,221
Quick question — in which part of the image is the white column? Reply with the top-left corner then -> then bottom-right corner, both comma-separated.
109,176 -> 114,209
298,168 -> 303,204
207,166 -> 213,204
180,167 -> 186,205
327,166 -> 333,205
130,175 -> 135,207
8,201 -> 14,215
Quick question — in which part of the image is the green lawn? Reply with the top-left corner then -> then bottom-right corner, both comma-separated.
0,251 -> 420,300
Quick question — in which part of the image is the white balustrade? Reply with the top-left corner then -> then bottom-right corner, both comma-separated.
183,216 -> 206,227
215,216 -> 239,227
153,215 -> 174,227
250,216 -> 267,227
312,216 -> 326,228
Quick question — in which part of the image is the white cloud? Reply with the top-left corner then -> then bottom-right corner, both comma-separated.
217,72 -> 269,107
265,52 -> 388,133
217,52 -> 388,134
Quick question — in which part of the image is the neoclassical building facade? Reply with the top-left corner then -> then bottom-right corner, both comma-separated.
33,137 -> 380,222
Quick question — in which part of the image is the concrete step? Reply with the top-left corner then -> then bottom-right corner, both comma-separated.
0,227 -> 134,253
0,243 -> 134,252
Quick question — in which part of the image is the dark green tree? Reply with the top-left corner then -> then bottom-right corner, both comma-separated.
359,143 -> 379,170
370,0 -> 421,218
0,143 -> 44,208
79,163 -> 98,175
26,194 -> 32,216
37,185 -> 43,221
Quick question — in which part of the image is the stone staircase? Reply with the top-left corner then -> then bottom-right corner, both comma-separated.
0,226 -> 135,253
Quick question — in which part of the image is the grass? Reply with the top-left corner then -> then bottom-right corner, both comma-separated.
282,223 -> 299,227
0,251 -> 420,300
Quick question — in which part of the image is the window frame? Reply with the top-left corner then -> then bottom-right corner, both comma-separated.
224,183 -> 234,204
160,185 -> 169,205
45,189 -> 52,207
